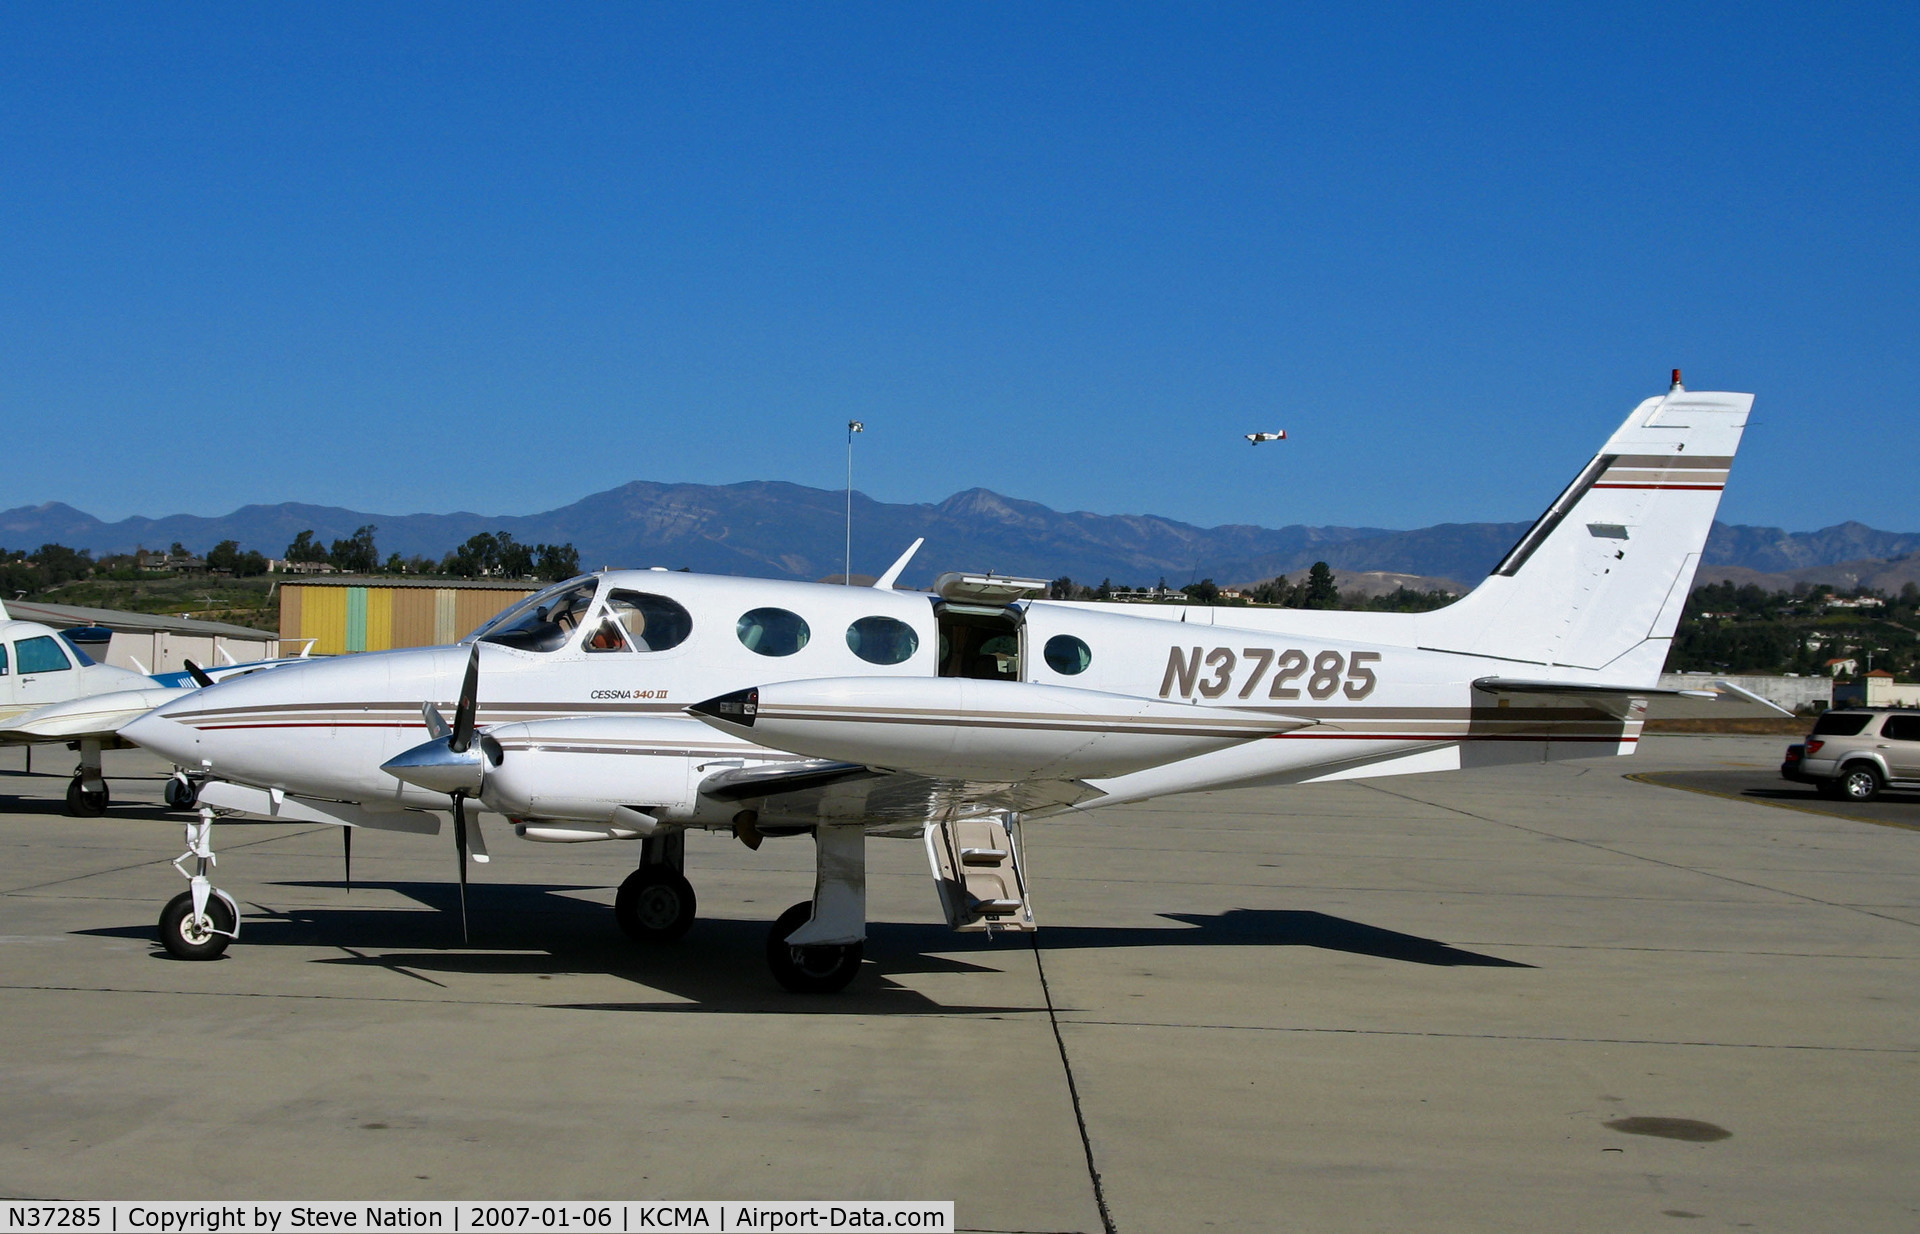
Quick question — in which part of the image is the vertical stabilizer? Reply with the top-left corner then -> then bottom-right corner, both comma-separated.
1422,384 -> 1751,679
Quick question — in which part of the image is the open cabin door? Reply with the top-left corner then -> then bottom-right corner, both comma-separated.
925,813 -> 1036,932
930,572 -> 1048,682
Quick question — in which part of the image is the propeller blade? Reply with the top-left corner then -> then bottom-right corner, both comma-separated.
421,703 -> 451,740
343,826 -> 352,892
450,644 -> 481,754
453,792 -> 470,943
182,659 -> 215,688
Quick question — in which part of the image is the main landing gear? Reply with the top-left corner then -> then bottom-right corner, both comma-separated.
764,824 -> 867,993
615,831 -> 697,942
63,739 -> 109,817
158,807 -> 240,960
610,823 -> 870,992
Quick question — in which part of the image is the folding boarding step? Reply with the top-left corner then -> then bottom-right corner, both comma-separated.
925,813 -> 1035,932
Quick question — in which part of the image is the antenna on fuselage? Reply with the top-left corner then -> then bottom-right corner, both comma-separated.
873,538 -> 924,591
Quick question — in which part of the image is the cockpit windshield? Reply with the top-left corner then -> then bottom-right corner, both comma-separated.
472,578 -> 599,652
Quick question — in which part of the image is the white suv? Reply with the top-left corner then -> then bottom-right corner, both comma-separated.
1787,709 -> 1920,802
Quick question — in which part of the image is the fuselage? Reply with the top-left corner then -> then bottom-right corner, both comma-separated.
124,568 -> 1639,826
0,618 -> 154,727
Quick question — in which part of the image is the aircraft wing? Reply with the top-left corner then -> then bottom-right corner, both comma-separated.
0,685 -> 193,747
700,758 -> 1103,836
1471,677 -> 1792,720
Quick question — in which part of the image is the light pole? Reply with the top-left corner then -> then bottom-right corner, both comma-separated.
845,420 -> 864,585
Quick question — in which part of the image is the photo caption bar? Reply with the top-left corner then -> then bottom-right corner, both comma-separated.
1,1204 -> 953,1234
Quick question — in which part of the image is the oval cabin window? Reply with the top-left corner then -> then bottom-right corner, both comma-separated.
846,616 -> 920,665
737,608 -> 811,657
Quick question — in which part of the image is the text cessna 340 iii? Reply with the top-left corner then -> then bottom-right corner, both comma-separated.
123,375 -> 1784,991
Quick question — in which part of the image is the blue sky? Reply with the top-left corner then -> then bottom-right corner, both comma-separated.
3,3 -> 1915,544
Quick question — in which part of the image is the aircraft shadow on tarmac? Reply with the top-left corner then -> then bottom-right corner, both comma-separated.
77,878 -> 1528,1014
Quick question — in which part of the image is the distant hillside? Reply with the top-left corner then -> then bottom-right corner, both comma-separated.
2,484 -> 1914,593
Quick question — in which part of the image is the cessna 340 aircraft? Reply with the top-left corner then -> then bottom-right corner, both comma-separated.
123,376 -> 1782,991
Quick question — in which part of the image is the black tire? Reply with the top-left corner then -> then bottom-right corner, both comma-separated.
1837,763 -> 1883,803
158,890 -> 235,960
614,866 -> 697,942
163,774 -> 199,811
765,900 -> 864,994
65,777 -> 109,817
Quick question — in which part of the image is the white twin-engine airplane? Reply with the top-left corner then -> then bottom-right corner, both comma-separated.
123,378 -> 1782,991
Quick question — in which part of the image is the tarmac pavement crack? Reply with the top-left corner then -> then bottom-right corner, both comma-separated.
1360,781 -> 1920,931
1030,935 -> 1118,1234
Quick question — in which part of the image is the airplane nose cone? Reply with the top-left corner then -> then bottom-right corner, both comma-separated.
381,736 -> 487,795
121,707 -> 200,767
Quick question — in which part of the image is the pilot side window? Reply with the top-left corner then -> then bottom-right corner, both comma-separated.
476,579 -> 599,652
0,644 -> 9,675
14,636 -> 73,674
585,591 -> 694,653
737,607 -> 810,657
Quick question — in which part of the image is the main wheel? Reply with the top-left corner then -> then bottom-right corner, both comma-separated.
614,866 -> 697,942
65,777 -> 109,817
765,900 -> 864,994
158,890 -> 235,960
1837,764 -> 1883,802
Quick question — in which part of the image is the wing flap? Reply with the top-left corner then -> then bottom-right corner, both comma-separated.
1472,676 -> 1791,720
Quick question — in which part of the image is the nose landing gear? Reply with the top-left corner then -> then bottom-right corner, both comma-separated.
158,807 -> 240,960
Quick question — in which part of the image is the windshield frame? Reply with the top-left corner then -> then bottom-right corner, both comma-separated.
467,576 -> 601,652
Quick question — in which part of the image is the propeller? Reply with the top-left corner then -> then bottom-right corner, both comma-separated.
182,659 -> 215,688
380,644 -> 492,943
448,643 -> 483,943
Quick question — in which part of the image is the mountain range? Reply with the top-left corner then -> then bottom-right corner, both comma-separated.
4,482 -> 1917,594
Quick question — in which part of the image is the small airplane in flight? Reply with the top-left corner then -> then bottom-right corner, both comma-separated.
1245,430 -> 1287,445
0,599 -> 312,814
123,377 -> 1781,991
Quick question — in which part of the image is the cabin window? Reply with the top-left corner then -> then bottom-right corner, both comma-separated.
15,636 -> 73,674
1043,634 -> 1092,675
846,616 -> 919,665
0,644 -> 8,675
476,579 -> 599,652
586,591 -> 693,653
737,608 -> 810,657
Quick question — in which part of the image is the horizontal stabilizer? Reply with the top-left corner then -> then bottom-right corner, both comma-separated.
1473,677 -> 1791,720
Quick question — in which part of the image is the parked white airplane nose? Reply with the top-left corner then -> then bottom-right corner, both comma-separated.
687,677 -> 1311,781
120,704 -> 203,768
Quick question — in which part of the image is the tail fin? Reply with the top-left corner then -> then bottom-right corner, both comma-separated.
1422,381 -> 1751,680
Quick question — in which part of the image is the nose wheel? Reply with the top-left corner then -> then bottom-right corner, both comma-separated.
159,890 -> 236,960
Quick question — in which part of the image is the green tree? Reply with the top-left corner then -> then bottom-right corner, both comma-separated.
1181,578 -> 1221,605
328,525 -> 379,574
535,543 -> 581,582
1303,561 -> 1340,609
285,530 -> 329,563
207,540 -> 242,573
